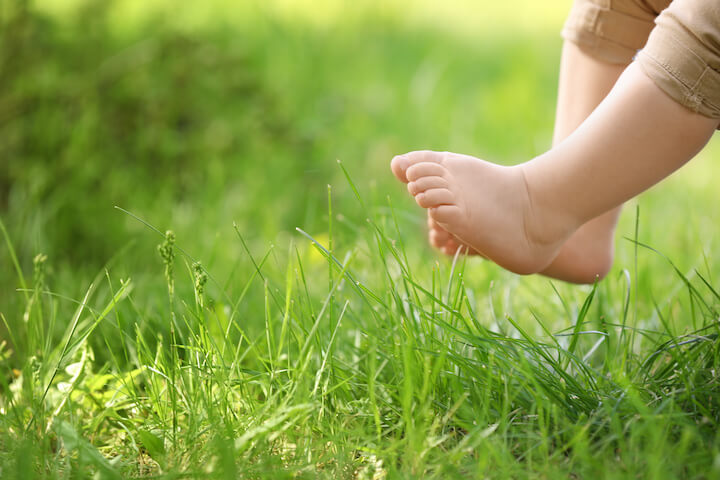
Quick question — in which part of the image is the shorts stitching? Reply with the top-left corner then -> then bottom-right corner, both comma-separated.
642,49 -> 699,108
694,68 -> 720,112
645,27 -> 720,112
641,51 -> 720,113
563,26 -> 645,53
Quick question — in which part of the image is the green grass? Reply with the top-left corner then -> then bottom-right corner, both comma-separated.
2,0 -> 720,478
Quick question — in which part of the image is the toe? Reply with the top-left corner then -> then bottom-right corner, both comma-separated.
441,238 -> 458,255
391,150 -> 443,183
391,155 -> 411,183
429,226 -> 450,248
427,213 -> 436,230
415,188 -> 454,208
430,204 -> 463,224
442,240 -> 465,256
406,162 -> 447,182
407,176 -> 448,195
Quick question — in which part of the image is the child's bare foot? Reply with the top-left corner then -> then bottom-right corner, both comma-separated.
409,158 -> 613,283
393,65 -> 719,282
391,150 -> 578,275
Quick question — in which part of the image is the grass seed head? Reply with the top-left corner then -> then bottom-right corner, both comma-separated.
157,230 -> 176,296
193,261 -> 207,308
32,253 -> 47,292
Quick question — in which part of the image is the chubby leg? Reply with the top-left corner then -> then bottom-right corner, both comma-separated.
392,62 -> 718,276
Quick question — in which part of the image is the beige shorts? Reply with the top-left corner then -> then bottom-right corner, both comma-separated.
562,0 -> 720,119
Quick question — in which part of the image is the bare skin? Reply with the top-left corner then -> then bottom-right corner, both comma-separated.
540,43 -> 625,282
426,42 -> 627,282
391,62 -> 718,277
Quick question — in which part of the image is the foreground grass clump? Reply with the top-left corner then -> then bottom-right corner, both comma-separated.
2,187 -> 720,478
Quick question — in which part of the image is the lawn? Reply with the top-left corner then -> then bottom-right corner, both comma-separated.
2,0 -> 720,478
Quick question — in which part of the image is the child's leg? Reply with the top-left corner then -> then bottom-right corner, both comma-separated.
392,62 -> 718,276
538,42 -> 625,283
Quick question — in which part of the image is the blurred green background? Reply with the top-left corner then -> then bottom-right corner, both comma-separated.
2,0 -> 720,324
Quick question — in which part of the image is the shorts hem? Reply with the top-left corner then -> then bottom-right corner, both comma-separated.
637,27 -> 720,119
561,0 -> 656,65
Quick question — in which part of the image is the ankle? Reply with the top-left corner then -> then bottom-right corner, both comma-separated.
516,164 -> 582,249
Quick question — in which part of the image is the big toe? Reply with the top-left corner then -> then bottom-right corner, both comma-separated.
390,155 -> 410,182
391,150 -> 444,183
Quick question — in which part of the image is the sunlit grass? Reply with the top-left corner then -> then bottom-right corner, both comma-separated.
3,163 -> 720,477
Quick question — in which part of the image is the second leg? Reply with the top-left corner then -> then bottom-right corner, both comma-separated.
539,41 -> 626,283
